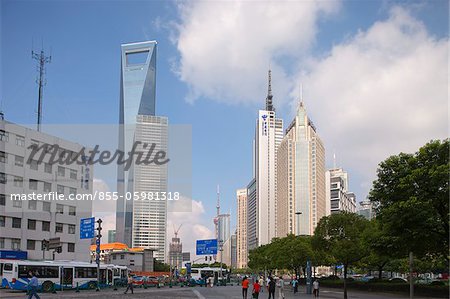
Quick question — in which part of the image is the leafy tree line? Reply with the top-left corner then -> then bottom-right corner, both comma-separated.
246,139 -> 449,299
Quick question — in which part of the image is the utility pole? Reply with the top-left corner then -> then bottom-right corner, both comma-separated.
31,47 -> 51,132
219,239 -> 223,286
95,218 -> 102,292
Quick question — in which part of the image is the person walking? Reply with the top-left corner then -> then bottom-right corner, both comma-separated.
242,276 -> 249,299
259,276 -> 264,293
27,271 -> 40,299
252,279 -> 261,299
276,277 -> 285,299
267,276 -> 276,299
124,274 -> 134,294
313,279 -> 320,297
292,276 -> 299,294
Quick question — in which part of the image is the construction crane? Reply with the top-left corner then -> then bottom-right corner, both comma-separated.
173,224 -> 182,238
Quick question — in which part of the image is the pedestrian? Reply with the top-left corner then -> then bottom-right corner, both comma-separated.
124,274 -> 134,294
242,276 -> 249,299
292,276 -> 299,294
276,276 -> 285,299
313,279 -> 319,298
259,276 -> 264,293
209,276 -> 214,288
267,276 -> 276,299
27,271 -> 40,299
252,278 -> 261,299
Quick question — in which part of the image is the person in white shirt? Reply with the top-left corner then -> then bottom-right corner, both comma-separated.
313,279 -> 320,297
276,277 -> 285,299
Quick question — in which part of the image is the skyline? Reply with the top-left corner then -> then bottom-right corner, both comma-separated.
2,0 -> 448,257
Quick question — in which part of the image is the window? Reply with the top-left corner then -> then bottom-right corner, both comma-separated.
43,202 -> 51,212
69,206 -> 76,216
29,179 -> 38,190
126,51 -> 149,66
43,182 -> 51,192
12,199 -> 22,208
57,185 -> 64,194
42,221 -> 50,231
18,265 -> 58,278
27,240 -> 35,250
29,160 -> 38,171
70,169 -> 77,180
68,224 -> 75,234
57,166 -> 65,177
28,200 -> 37,210
55,223 -> 63,233
69,187 -> 77,195
15,155 -> 24,167
0,151 -> 7,163
15,135 -> 25,146
75,267 -> 96,278
44,163 -> 52,173
0,216 -> 5,227
0,172 -> 6,184
0,194 -> 5,206
0,130 -> 9,142
56,204 -> 64,214
120,254 -> 124,260
0,237 -> 4,249
13,176 -> 23,187
67,243 -> 75,252
12,218 -> 21,228
11,239 -> 20,250
28,219 -> 36,230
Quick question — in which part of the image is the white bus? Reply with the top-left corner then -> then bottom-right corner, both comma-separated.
0,259 -> 128,292
190,267 -> 228,282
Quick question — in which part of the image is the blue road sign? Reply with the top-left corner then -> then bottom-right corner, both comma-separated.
80,217 -> 95,239
196,239 -> 218,255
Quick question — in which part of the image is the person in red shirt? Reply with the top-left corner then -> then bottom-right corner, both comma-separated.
242,276 -> 249,299
252,279 -> 261,298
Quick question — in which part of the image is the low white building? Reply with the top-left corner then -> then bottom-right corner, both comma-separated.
0,120 -> 93,261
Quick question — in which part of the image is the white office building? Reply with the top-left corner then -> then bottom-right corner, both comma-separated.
248,70 -> 283,249
0,120 -> 93,261
325,168 -> 357,215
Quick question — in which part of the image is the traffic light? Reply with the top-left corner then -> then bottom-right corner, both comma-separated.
205,256 -> 208,261
56,246 -> 62,253
41,239 -> 49,251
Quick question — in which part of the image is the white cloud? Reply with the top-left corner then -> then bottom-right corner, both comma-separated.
297,6 -> 448,195
173,0 -> 340,104
168,197 -> 214,260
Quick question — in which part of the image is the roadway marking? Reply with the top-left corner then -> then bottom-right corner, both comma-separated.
192,288 -> 206,299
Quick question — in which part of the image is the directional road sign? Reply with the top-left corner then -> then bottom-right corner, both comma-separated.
80,217 -> 95,239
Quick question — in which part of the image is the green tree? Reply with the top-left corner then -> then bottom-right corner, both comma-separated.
369,139 -> 449,260
154,259 -> 170,272
313,212 -> 370,299
360,219 -> 391,279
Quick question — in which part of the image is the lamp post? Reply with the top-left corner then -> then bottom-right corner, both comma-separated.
295,211 -> 311,294
295,211 -> 302,236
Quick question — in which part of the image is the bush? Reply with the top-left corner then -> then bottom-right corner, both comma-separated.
321,275 -> 340,281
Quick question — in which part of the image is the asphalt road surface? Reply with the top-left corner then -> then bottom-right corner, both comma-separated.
0,285 -> 444,299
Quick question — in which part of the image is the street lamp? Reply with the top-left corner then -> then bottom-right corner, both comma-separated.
295,211 -> 312,294
295,211 -> 302,236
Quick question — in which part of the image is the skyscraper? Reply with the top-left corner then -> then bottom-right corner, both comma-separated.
325,168 -> 357,215
248,70 -> 283,249
236,188 -> 248,268
115,41 -> 168,261
276,101 -> 326,237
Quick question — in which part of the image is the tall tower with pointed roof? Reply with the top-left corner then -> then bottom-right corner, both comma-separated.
247,70 -> 283,250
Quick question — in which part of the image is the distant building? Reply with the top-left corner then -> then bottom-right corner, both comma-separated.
276,102 -> 326,236
325,168 -> 357,215
236,188 -> 248,268
0,120 -> 93,261
182,252 -> 190,262
109,249 -> 154,273
358,200 -> 375,220
218,213 -> 230,244
230,234 -> 237,269
108,230 -> 116,243
168,232 -> 182,271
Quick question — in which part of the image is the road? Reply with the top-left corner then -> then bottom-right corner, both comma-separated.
0,285 -> 444,299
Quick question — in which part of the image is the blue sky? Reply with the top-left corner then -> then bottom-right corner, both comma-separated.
2,0 -> 448,253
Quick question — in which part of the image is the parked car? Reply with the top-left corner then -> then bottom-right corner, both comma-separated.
389,277 -> 408,283
132,276 -> 146,287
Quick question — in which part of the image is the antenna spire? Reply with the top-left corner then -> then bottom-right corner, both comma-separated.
266,69 -> 274,111
32,43 -> 51,132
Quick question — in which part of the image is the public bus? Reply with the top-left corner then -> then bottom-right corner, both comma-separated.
0,259 -> 128,292
190,267 -> 228,283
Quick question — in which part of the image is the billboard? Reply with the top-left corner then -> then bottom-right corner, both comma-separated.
196,239 -> 218,255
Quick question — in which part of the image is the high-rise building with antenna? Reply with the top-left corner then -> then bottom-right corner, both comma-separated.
247,70 -> 283,249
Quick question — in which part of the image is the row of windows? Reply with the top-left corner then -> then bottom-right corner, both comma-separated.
0,238 -> 75,252
0,216 -> 76,234
0,151 -> 79,179
0,174 -> 78,195
2,198 -> 76,215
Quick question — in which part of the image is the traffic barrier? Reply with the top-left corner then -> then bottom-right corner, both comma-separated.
76,282 -> 80,292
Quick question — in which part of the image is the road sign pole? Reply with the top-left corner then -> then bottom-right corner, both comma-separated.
96,218 -> 102,292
